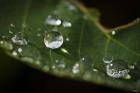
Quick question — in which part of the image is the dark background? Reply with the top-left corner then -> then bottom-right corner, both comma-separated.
0,0 -> 140,93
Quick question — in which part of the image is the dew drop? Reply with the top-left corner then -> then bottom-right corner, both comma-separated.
106,59 -> 130,78
61,48 -> 69,54
43,65 -> 50,72
11,32 -> 28,46
0,41 -> 13,51
111,30 -> 116,35
62,21 -> 72,28
103,55 -> 113,63
17,47 -> 23,53
45,15 -> 62,26
12,51 -> 18,56
44,31 -> 63,49
10,24 -> 15,28
72,63 -> 80,74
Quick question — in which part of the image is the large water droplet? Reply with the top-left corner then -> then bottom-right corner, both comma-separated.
45,15 -> 62,26
103,55 -> 113,63
44,31 -> 63,49
11,32 -> 28,46
72,63 -> 80,74
106,59 -> 130,78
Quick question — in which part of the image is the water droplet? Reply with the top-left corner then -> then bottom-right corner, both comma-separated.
62,21 -> 72,28
17,47 -> 22,53
2,35 -> 6,39
61,48 -> 69,54
45,15 -> 62,26
9,30 -> 13,34
43,65 -> 50,71
44,31 -> 63,49
128,64 -> 135,69
11,32 -> 28,46
103,55 -> 113,63
55,59 -> 66,69
72,63 -> 80,74
106,59 -> 130,78
12,51 -> 18,56
111,30 -> 116,35
93,68 -> 98,72
10,24 -> 15,28
37,33 -> 41,37
66,38 -> 70,42
0,41 -> 13,51
124,74 -> 131,79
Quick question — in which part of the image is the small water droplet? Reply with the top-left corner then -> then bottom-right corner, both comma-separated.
44,31 -> 63,49
2,35 -> 6,39
128,64 -> 135,69
56,59 -> 66,69
12,51 -> 18,56
9,30 -> 13,34
61,48 -> 69,54
43,65 -> 50,71
45,15 -> 62,26
111,30 -> 116,35
103,55 -> 113,63
124,74 -> 131,79
10,24 -> 15,28
106,59 -> 130,78
62,21 -> 72,28
37,33 -> 41,37
18,47 -> 22,53
93,68 -> 98,72
72,63 -> 80,74
0,41 -> 13,51
11,32 -> 28,46
65,1 -> 77,11
66,38 -> 70,42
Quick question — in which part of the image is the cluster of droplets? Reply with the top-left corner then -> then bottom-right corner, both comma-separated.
102,55 -> 134,79
106,59 -> 130,78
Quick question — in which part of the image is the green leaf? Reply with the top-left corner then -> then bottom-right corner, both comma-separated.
0,0 -> 140,92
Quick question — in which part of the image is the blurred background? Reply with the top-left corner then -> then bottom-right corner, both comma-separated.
0,0 -> 140,93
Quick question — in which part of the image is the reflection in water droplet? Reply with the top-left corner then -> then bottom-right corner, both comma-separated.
45,15 -> 62,26
103,56 -> 113,63
44,31 -> 63,49
111,30 -> 116,35
106,59 -> 129,78
72,63 -> 80,74
0,41 -> 13,51
62,21 -> 72,28
11,33 -> 28,46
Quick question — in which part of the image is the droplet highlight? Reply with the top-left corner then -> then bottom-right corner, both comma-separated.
44,31 -> 63,49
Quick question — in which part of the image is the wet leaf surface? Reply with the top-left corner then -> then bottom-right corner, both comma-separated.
0,0 -> 140,92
